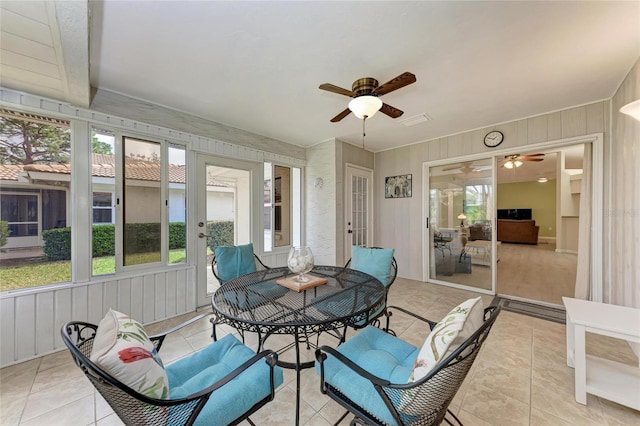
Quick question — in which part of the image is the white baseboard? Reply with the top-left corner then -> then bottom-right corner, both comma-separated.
538,236 -> 556,243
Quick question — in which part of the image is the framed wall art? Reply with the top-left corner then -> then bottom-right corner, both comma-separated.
385,174 -> 412,198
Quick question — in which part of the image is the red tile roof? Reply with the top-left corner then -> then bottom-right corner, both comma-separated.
1,154 -> 188,184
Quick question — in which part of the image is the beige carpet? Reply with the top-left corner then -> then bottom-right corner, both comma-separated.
497,242 -> 577,305
434,241 -> 577,306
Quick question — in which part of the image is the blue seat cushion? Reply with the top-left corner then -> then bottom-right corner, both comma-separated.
166,334 -> 283,426
316,326 -> 418,426
214,243 -> 257,282
351,246 -> 395,286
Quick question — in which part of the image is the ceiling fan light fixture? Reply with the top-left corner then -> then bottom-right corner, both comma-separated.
620,99 -> 640,121
348,95 -> 383,119
538,177 -> 548,183
504,160 -> 514,169
514,160 -> 523,168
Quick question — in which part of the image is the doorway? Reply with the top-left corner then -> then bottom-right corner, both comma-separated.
196,155 -> 259,307
344,164 -> 374,260
423,134 -> 603,303
496,145 -> 585,305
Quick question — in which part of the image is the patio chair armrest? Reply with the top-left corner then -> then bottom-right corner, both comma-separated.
186,349 -> 279,399
149,312 -> 211,351
386,305 -> 438,330
316,345 -> 392,387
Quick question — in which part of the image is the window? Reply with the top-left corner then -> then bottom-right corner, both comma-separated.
123,137 -> 162,266
92,192 -> 114,223
0,110 -> 71,291
92,129 -> 116,275
91,130 -> 188,274
465,184 -> 492,223
264,163 -> 301,251
1,193 -> 39,236
168,145 -> 186,264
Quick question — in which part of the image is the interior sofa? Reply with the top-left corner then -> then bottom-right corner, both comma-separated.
497,219 -> 539,244
468,222 -> 492,241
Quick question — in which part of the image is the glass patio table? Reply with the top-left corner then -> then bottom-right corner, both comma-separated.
211,265 -> 385,425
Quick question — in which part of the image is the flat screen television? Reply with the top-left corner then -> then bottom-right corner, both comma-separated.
497,208 -> 532,220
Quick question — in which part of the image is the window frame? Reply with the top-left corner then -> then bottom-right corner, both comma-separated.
263,162 -> 302,252
91,126 -> 188,275
92,191 -> 115,224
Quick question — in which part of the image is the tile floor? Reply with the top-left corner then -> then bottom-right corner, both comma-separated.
1,278 -> 639,425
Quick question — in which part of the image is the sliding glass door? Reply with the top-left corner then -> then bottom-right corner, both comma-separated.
427,159 -> 494,292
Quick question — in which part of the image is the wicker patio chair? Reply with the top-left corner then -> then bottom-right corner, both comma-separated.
210,243 -> 287,342
316,304 -> 501,426
62,313 -> 282,426
211,244 -> 271,285
343,246 -> 398,333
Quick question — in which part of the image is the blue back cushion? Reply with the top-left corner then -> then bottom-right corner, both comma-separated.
351,246 -> 395,287
214,243 -> 257,282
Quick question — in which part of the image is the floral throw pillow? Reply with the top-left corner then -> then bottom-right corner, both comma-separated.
409,297 -> 483,382
90,309 -> 169,399
399,297 -> 483,414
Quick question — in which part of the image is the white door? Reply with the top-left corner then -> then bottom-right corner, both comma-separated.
344,164 -> 374,259
195,154 -> 260,307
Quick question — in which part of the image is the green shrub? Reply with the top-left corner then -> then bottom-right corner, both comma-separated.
92,224 -> 115,257
169,222 -> 186,249
0,220 -> 10,250
42,222 -> 189,261
124,223 -> 161,254
43,228 -> 72,261
206,220 -> 234,251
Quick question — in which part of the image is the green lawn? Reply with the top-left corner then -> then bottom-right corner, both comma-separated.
0,260 -> 71,291
0,250 -> 187,292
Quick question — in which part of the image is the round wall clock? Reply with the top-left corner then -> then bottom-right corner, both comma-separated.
483,131 -> 504,148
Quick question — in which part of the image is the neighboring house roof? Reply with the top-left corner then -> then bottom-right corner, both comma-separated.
0,165 -> 24,181
0,154 -> 228,187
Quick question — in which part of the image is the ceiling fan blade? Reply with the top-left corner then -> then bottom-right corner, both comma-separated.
523,153 -> 545,157
330,108 -> 351,122
522,158 -> 544,162
380,103 -> 404,119
443,161 -> 474,172
319,83 -> 355,97
373,72 -> 416,96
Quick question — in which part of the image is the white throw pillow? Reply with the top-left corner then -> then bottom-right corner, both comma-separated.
90,309 -> 169,399
400,297 -> 483,414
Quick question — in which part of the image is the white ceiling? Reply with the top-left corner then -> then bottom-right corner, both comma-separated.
2,1 -> 639,153
0,0 -> 90,107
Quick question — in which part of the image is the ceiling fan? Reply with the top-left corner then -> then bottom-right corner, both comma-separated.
319,71 -> 416,123
443,161 -> 491,174
502,153 -> 545,169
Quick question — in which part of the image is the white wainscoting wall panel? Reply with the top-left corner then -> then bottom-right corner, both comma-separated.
0,266 -> 195,367
260,252 -> 290,269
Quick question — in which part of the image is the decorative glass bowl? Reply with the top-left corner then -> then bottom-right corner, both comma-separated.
287,246 -> 314,282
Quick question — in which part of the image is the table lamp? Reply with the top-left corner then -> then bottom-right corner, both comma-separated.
458,213 -> 467,227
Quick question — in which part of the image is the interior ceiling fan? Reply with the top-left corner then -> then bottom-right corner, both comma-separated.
443,161 -> 491,174
502,153 -> 545,169
319,71 -> 416,122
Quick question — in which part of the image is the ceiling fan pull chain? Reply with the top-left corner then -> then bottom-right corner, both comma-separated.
362,116 -> 367,149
